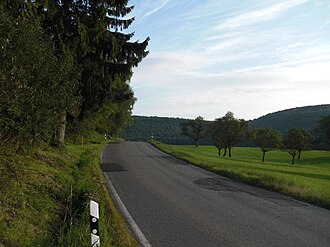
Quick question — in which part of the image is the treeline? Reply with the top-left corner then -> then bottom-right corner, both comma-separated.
122,116 -> 213,145
181,112 -> 330,164
0,1 -> 149,151
123,105 -> 330,146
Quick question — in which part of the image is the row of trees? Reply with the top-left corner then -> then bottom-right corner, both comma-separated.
251,128 -> 312,164
0,1 -> 149,151
180,112 -> 330,164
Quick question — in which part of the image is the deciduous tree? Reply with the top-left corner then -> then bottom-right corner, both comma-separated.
211,112 -> 248,157
250,128 -> 282,162
180,116 -> 206,147
284,129 -> 311,165
208,121 -> 225,156
0,10 -> 78,150
296,129 -> 312,159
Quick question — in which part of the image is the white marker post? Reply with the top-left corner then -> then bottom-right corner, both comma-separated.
90,200 -> 100,246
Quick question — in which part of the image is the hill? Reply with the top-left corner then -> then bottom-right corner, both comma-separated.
250,104 -> 330,135
122,105 -> 330,145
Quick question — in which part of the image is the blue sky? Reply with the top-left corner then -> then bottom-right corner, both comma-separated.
127,0 -> 330,120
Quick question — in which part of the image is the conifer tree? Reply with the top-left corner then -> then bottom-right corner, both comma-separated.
2,0 -> 149,144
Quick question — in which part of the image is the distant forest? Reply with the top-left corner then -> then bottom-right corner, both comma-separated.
122,105 -> 330,146
122,116 -> 212,145
250,104 -> 330,135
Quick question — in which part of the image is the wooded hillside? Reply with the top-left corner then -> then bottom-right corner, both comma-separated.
250,104 -> 330,135
123,105 -> 330,145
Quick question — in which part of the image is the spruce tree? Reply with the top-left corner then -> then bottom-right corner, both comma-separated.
1,0 -> 149,145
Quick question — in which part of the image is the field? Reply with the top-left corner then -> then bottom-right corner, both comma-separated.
151,141 -> 330,209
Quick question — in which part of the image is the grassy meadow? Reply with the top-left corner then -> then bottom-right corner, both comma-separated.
0,142 -> 137,247
151,141 -> 330,209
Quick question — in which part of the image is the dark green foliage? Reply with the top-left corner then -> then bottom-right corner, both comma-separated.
296,129 -> 313,159
284,129 -> 312,164
180,116 -> 207,147
122,116 -> 212,145
32,0 -> 148,140
250,105 -> 330,136
0,11 -> 78,150
316,115 -> 330,149
0,0 -> 149,149
124,106 -> 329,148
250,128 -> 282,162
208,120 -> 226,156
211,112 -> 248,157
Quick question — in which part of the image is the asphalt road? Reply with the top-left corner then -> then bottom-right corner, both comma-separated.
101,142 -> 330,247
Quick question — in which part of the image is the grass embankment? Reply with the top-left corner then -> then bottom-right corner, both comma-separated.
0,142 -> 137,247
151,141 -> 330,209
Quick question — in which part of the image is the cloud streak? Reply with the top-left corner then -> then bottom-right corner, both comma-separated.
139,0 -> 172,21
215,0 -> 310,29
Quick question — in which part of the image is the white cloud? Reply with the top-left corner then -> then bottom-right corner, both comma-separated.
132,51 -> 213,86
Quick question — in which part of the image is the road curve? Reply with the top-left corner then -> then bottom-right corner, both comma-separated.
101,142 -> 330,247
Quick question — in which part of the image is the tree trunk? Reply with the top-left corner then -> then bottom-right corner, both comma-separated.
218,147 -> 221,157
298,149 -> 302,159
57,111 -> 67,145
292,153 -> 296,165
229,147 -> 232,157
195,139 -> 198,147
262,151 -> 266,162
223,147 -> 227,157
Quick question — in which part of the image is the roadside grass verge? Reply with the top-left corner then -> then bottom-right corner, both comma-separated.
151,141 -> 330,209
0,143 -> 137,247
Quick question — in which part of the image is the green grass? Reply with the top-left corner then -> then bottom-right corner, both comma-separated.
0,143 -> 137,247
151,141 -> 330,209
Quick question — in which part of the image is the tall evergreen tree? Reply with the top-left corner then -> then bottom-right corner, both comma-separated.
3,0 -> 149,144
1,0 -> 149,145
70,0 -> 149,140
0,0 -> 149,147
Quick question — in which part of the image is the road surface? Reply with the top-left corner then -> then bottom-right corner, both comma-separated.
101,142 -> 330,247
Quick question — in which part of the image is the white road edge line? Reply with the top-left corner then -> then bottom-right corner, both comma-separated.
103,173 -> 152,247
101,149 -> 152,247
